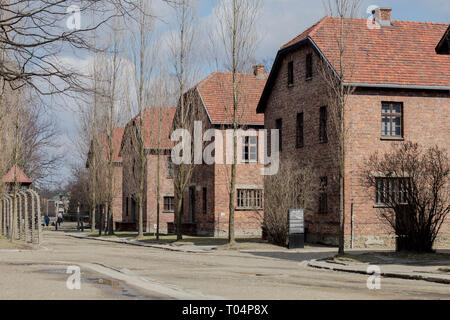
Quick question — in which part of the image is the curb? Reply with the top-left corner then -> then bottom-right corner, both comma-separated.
66,234 -> 213,254
307,260 -> 450,285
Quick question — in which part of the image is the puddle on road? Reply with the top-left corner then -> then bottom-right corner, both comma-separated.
36,267 -> 156,300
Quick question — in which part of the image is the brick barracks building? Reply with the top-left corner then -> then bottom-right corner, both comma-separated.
106,127 -> 125,230
120,107 -> 176,233
173,66 -> 267,237
87,127 -> 124,231
257,9 -> 450,248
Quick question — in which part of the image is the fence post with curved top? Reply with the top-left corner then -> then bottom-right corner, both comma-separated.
29,190 -> 42,244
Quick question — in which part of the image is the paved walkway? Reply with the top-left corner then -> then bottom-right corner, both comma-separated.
67,233 -> 217,253
308,254 -> 450,285
69,230 -> 450,287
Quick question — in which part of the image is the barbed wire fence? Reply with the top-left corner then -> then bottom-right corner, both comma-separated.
0,190 -> 42,244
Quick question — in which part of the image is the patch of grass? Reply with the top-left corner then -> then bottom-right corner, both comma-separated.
438,266 -> 450,273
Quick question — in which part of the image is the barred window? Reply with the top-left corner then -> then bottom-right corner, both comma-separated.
376,178 -> 409,205
237,189 -> 263,209
167,158 -> 173,179
163,196 -> 174,212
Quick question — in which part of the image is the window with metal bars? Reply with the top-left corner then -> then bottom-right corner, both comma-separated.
375,178 -> 409,205
319,176 -> 328,213
167,158 -> 173,179
237,189 -> 263,209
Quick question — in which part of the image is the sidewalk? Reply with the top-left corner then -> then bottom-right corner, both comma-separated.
308,252 -> 450,285
67,233 -> 217,253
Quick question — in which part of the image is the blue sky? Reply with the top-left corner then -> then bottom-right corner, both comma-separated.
50,0 -> 449,188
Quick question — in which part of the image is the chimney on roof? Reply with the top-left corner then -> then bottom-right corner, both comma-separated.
375,7 -> 392,27
252,65 -> 265,79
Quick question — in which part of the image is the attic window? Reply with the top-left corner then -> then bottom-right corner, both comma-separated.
306,53 -> 313,79
287,61 -> 294,85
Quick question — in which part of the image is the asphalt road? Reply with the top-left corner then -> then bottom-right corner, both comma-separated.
1,227 -> 449,300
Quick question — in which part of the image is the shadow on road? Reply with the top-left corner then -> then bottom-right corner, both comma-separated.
243,250 -> 337,262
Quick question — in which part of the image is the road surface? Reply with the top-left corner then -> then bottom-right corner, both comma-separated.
1,227 -> 449,300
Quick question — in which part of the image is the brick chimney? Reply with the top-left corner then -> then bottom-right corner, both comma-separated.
252,65 -> 265,79
376,7 -> 392,27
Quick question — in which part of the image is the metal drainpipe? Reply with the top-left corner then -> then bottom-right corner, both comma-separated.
351,201 -> 354,249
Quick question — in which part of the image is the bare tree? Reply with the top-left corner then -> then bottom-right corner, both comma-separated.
151,69 -> 174,240
263,160 -> 317,246
362,141 -> 450,253
101,17 -> 126,235
0,0 -> 136,96
213,0 -> 262,244
319,0 -> 361,254
77,51 -> 108,234
125,0 -> 157,239
167,0 -> 198,241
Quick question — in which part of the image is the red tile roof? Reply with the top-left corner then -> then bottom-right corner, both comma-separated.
133,106 -> 176,149
196,72 -> 267,125
282,16 -> 450,87
3,165 -> 32,184
99,127 -> 125,162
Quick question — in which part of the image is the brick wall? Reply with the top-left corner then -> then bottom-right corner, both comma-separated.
120,122 -> 175,233
174,89 -> 264,238
262,42 -> 450,248
145,152 -> 174,234
345,88 -> 450,248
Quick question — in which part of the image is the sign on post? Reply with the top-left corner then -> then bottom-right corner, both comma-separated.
288,209 -> 305,249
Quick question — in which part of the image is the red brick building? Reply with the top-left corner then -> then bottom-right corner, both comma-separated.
173,66 -> 267,237
105,127 -> 125,230
120,107 -> 176,233
257,10 -> 450,248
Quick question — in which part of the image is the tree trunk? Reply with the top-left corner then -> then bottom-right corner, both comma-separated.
156,151 -> 161,240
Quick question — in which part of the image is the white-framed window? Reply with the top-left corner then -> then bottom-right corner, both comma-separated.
242,136 -> 258,163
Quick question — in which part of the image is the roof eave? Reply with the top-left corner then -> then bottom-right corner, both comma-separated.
345,82 -> 450,91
